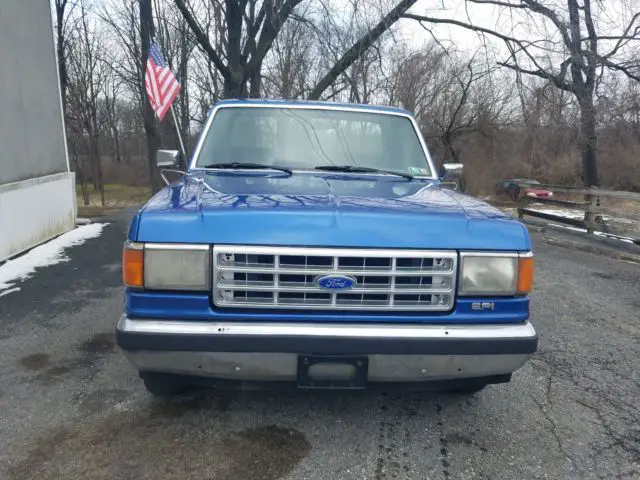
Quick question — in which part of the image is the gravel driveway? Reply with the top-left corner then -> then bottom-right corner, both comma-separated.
0,211 -> 638,480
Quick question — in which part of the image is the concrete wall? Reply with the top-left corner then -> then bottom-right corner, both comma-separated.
0,1 -> 75,261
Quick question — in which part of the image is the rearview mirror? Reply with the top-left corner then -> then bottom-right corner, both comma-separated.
156,149 -> 180,168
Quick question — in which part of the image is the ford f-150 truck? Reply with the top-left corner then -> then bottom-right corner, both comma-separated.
116,99 -> 537,396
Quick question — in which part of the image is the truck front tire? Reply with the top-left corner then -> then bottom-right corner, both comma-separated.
446,381 -> 487,395
140,371 -> 188,397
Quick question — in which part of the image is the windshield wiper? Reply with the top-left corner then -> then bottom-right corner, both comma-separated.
200,162 -> 292,174
314,165 -> 414,180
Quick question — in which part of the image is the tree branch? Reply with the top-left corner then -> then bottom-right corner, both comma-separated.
583,0 -> 598,90
446,62 -> 474,137
249,0 -> 304,71
521,0 -> 573,52
404,12 -> 574,91
242,2 -> 267,61
467,0 -> 526,8
174,0 -> 230,79
600,12 -> 640,59
597,56 -> 640,82
497,62 -> 573,92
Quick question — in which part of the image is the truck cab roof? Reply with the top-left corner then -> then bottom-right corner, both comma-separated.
210,99 -> 413,116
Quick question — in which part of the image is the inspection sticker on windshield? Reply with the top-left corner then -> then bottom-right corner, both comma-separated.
408,167 -> 429,176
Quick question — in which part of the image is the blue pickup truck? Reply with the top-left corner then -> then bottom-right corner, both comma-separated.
116,99 -> 537,396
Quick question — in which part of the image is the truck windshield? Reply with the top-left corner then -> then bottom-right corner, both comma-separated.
195,107 -> 433,177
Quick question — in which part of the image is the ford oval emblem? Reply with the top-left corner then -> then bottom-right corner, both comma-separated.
315,274 -> 357,290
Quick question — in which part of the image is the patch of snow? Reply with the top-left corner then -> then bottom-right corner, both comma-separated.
0,223 -> 108,292
0,287 -> 21,298
113,400 -> 133,412
529,208 -> 585,220
609,217 -> 637,225
593,231 -> 636,244
548,223 -> 586,233
548,223 -> 637,244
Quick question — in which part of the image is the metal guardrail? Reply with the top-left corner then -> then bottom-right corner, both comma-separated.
515,182 -> 640,245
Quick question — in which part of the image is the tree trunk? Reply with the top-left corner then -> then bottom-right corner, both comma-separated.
443,131 -> 458,163
249,60 -> 262,97
93,162 -> 99,191
140,0 -> 162,192
113,126 -> 122,164
579,95 -> 599,187
91,135 -> 105,206
91,136 -> 98,191
224,0 -> 245,99
82,179 -> 89,206
224,70 -> 247,98
70,138 -> 89,206
55,1 -> 68,115
178,38 -> 190,152
180,95 -> 189,154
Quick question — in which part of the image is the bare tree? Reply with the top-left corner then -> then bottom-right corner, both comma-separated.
191,52 -> 224,124
101,74 -> 124,164
174,0 -> 301,97
388,44 -> 446,117
100,0 -> 165,190
405,1 -> 640,186
433,60 -> 503,163
262,17 -> 314,98
389,45 -> 506,162
187,4 -> 225,125
67,0 -> 108,205
99,0 -> 144,96
307,0 -> 418,100
174,0 -> 418,99
312,1 -> 395,104
518,82 -> 577,179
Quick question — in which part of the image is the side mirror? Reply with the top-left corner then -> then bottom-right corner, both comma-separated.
156,149 -> 180,168
439,181 -> 459,191
439,163 -> 466,192
439,163 -> 463,181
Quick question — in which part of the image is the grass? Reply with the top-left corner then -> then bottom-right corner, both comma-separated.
76,183 -> 152,216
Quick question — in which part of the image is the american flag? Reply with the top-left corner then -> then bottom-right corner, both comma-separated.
145,41 -> 180,121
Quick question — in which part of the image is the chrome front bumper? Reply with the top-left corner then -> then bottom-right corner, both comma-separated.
116,315 -> 537,383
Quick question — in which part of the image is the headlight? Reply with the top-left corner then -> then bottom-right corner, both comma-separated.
459,252 -> 533,296
123,241 -> 210,290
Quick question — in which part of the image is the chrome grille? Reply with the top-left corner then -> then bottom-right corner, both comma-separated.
213,246 -> 457,311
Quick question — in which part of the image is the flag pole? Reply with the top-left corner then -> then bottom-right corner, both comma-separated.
170,104 -> 186,161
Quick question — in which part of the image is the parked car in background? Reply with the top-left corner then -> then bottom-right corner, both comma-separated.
117,99 -> 537,397
496,179 -> 554,201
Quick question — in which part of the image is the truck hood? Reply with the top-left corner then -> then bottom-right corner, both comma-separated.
134,172 -> 530,250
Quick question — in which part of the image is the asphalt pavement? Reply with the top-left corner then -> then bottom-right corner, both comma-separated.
0,209 -> 638,480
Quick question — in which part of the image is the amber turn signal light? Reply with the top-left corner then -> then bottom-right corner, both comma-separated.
516,256 -> 534,294
123,241 -> 144,287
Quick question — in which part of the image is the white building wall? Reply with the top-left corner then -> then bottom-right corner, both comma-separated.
0,173 -> 76,261
0,1 -> 75,261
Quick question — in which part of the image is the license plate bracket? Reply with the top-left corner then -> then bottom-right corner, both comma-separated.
297,355 -> 369,389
